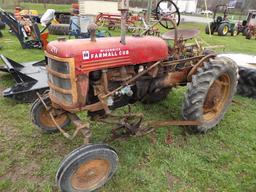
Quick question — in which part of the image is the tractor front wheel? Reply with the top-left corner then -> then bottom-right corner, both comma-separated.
31,95 -> 70,133
56,144 -> 119,192
182,57 -> 238,133
218,23 -> 229,36
231,28 -> 238,36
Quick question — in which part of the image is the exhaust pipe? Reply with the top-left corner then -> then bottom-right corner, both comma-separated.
118,0 -> 129,45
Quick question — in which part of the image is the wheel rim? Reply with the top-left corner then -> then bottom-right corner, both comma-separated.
223,26 -> 229,34
233,30 -> 237,36
39,106 -> 68,129
203,73 -> 230,121
71,159 -> 110,190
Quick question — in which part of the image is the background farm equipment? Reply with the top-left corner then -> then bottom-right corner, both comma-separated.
29,0 -> 239,192
96,12 -> 139,32
14,6 -> 40,23
237,10 -> 256,36
0,55 -> 48,102
221,54 -> 256,98
243,10 -> 256,40
69,15 -> 112,39
205,4 -> 238,36
48,4 -> 79,36
0,8 -> 50,49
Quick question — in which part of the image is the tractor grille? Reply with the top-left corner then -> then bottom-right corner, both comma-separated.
47,58 -> 73,105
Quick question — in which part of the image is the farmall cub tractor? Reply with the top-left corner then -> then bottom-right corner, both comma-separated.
31,0 -> 238,191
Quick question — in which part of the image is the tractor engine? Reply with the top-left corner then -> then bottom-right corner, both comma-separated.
45,35 -> 173,114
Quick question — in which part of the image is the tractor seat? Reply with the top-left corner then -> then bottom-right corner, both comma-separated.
217,16 -> 223,23
162,29 -> 200,41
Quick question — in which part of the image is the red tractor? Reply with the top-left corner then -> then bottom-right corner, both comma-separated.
31,0 -> 238,191
244,10 -> 256,39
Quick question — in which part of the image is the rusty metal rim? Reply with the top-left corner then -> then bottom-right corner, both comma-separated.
38,105 -> 69,129
202,73 -> 230,121
71,159 -> 110,190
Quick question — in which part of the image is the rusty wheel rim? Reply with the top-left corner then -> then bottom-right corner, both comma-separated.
71,159 -> 110,190
203,73 -> 230,121
39,107 -> 68,129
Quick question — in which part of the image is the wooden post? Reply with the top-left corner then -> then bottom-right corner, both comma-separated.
205,0 -> 211,36
146,0 -> 153,24
44,0 -> 47,9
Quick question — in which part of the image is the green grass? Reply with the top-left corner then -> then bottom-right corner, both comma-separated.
1,3 -> 256,192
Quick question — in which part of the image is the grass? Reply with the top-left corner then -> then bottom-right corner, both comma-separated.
1,3 -> 256,192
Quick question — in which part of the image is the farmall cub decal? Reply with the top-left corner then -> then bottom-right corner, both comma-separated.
82,48 -> 130,61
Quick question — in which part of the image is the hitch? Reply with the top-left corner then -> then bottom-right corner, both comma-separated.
0,55 -> 49,102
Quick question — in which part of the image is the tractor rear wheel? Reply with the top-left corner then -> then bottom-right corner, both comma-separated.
218,23 -> 229,36
182,57 -> 238,133
31,95 -> 70,133
56,144 -> 118,192
231,28 -> 238,36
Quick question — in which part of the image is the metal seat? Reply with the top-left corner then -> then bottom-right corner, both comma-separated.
162,29 -> 200,40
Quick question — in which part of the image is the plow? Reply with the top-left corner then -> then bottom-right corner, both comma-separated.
0,0 -> 242,191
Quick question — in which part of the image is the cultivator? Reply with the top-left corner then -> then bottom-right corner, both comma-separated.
96,12 -> 138,31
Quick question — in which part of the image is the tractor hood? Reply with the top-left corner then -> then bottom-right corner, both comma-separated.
46,36 -> 168,73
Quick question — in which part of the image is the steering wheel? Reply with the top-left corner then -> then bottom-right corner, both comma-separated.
156,0 -> 180,29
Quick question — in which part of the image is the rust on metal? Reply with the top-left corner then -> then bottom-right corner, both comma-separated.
46,66 -> 71,79
71,159 -> 110,191
162,29 -> 200,41
203,73 -> 230,121
187,54 -> 216,81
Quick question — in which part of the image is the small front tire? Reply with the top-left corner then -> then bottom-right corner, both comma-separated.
56,144 -> 119,192
31,95 -> 70,133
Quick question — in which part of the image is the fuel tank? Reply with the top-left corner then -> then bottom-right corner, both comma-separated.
46,36 -> 169,74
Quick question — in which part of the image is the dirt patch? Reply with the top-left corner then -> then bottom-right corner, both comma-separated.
0,160 -> 50,187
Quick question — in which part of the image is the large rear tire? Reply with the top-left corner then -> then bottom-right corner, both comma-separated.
56,144 -> 119,192
31,95 -> 70,133
182,57 -> 238,133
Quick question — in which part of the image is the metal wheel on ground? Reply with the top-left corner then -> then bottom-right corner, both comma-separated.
182,57 -> 238,133
56,144 -> 119,192
31,95 -> 70,133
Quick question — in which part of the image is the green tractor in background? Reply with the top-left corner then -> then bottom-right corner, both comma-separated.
205,4 -> 238,36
